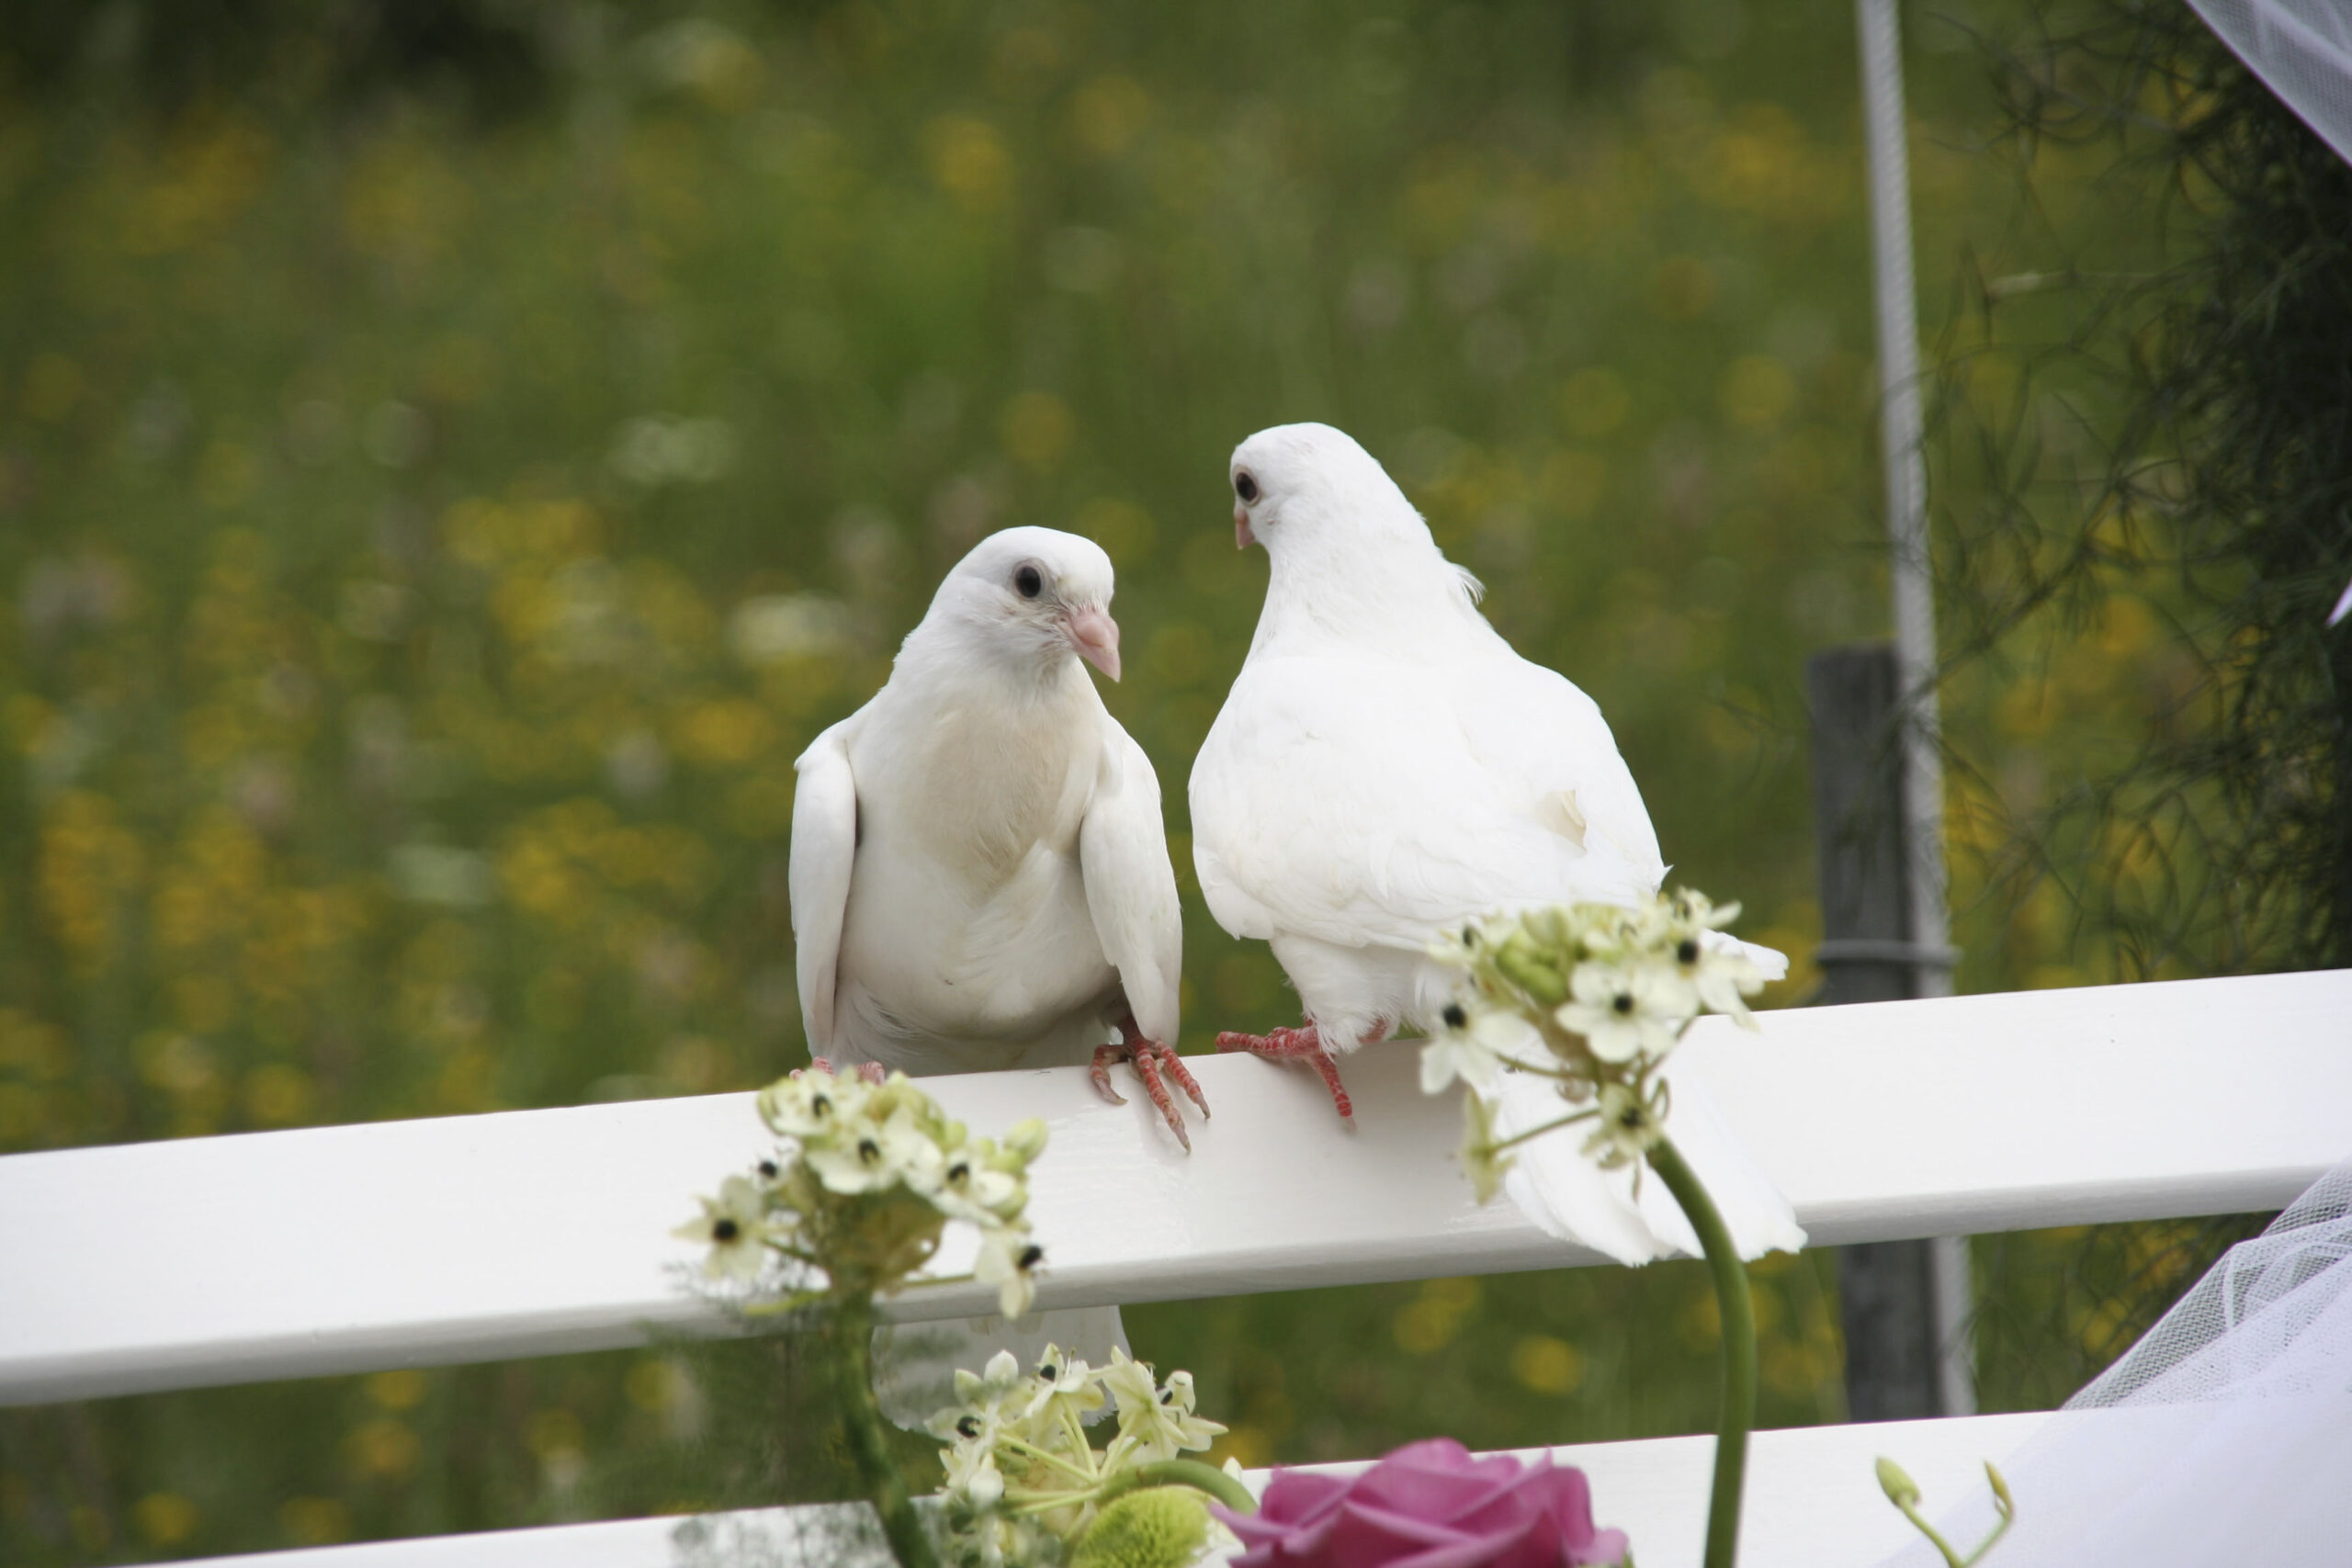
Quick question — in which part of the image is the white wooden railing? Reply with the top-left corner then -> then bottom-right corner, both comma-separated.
5,970 -> 2347,1566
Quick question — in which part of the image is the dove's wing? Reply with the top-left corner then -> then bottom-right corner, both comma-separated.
1193,644 -> 1666,953
1476,642 -> 1666,880
789,718 -> 860,1057
1078,722 -> 1182,1044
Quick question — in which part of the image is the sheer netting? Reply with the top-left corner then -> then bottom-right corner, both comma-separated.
2188,0 -> 2352,164
1874,1156 -> 2352,1566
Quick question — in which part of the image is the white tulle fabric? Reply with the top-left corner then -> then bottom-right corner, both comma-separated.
2188,0 -> 2352,164
1877,1155 -> 2352,1567
1495,1072 -> 1807,1267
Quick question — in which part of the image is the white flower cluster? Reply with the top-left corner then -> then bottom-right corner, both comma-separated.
927,1345 -> 1232,1568
1424,891 -> 1766,1200
674,1066 -> 1047,1317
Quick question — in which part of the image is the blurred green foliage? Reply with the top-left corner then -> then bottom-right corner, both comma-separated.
0,0 -> 2281,1562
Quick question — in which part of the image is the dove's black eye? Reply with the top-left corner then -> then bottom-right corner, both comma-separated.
1442,1004 -> 1467,1030
1014,565 -> 1043,599
1018,1244 -> 1044,1269
1234,471 -> 1260,503
712,1218 -> 740,1242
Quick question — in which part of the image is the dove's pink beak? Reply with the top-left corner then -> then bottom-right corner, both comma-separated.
1235,502 -> 1256,550
1065,606 -> 1122,682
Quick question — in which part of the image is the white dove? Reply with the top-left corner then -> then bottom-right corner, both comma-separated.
1190,423 -> 1789,1122
791,525 -> 1205,1145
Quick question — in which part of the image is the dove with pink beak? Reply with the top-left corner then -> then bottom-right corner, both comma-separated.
790,525 -> 1200,1425
790,525 -> 1201,1145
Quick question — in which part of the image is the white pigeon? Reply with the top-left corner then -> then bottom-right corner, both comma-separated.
1189,423 -> 1797,1261
791,525 -> 1204,1144
790,525 -> 1198,1425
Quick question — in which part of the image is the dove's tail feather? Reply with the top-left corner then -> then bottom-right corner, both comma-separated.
1493,1073 -> 1804,1268
1636,1078 -> 1807,1257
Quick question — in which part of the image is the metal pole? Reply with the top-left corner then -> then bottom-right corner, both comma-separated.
1854,0 -> 1973,1417
1808,647 -> 1964,1420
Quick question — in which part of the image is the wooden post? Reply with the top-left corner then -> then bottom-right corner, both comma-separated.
1808,644 -> 1969,1420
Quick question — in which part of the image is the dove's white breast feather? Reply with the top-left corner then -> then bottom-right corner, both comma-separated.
790,537 -> 1182,1077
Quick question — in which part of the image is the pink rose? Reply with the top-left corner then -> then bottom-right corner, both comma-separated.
1216,1438 -> 1630,1568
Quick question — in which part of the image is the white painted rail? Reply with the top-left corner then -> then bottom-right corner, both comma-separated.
146,1411 -> 2060,1568
5,971 -> 2348,1406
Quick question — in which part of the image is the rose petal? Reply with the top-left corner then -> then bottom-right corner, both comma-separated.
1256,1468 -> 1356,1527
1348,1438 -> 1536,1526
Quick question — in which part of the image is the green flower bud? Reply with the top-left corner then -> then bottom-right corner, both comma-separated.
1985,1461 -> 2014,1517
1875,1456 -> 1921,1509
1001,1118 -> 1049,1166
1070,1486 -> 1212,1568
1494,942 -> 1568,1006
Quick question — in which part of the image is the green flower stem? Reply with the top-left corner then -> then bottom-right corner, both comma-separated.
1648,1136 -> 1755,1568
1485,1107 -> 1600,1155
1895,1477 -> 2014,1568
998,1432 -> 1102,1486
831,1293 -> 940,1568
1092,1459 -> 1260,1516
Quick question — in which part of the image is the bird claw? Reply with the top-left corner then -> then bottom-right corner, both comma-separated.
1093,1026 -> 1208,1153
1214,1022 -> 1355,1120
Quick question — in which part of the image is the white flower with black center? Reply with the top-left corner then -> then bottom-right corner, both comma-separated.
1419,999 -> 1533,1093
1103,1350 -> 1227,1463
931,1150 -> 1022,1226
672,1174 -> 772,1281
973,1226 -> 1044,1318
1664,933 -> 1765,1025
1554,960 -> 1691,1063
756,1067 -> 868,1141
1579,1081 -> 1662,1171
1021,1343 -> 1102,1421
803,1108 -> 942,1195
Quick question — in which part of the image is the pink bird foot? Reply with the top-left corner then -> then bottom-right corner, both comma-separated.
1091,1010 -> 1210,1151
1215,1021 -> 1356,1120
802,1057 -> 888,1085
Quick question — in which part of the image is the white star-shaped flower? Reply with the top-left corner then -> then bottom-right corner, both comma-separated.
1420,1002 -> 1537,1094
931,1150 -> 1023,1226
1022,1344 -> 1103,1421
973,1226 -> 1042,1318
1665,938 -> 1765,1025
757,1068 -> 869,1141
803,1109 -> 943,1195
1554,960 -> 1692,1063
1103,1350 -> 1227,1463
672,1174 -> 772,1281
1580,1082 -> 1661,1171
